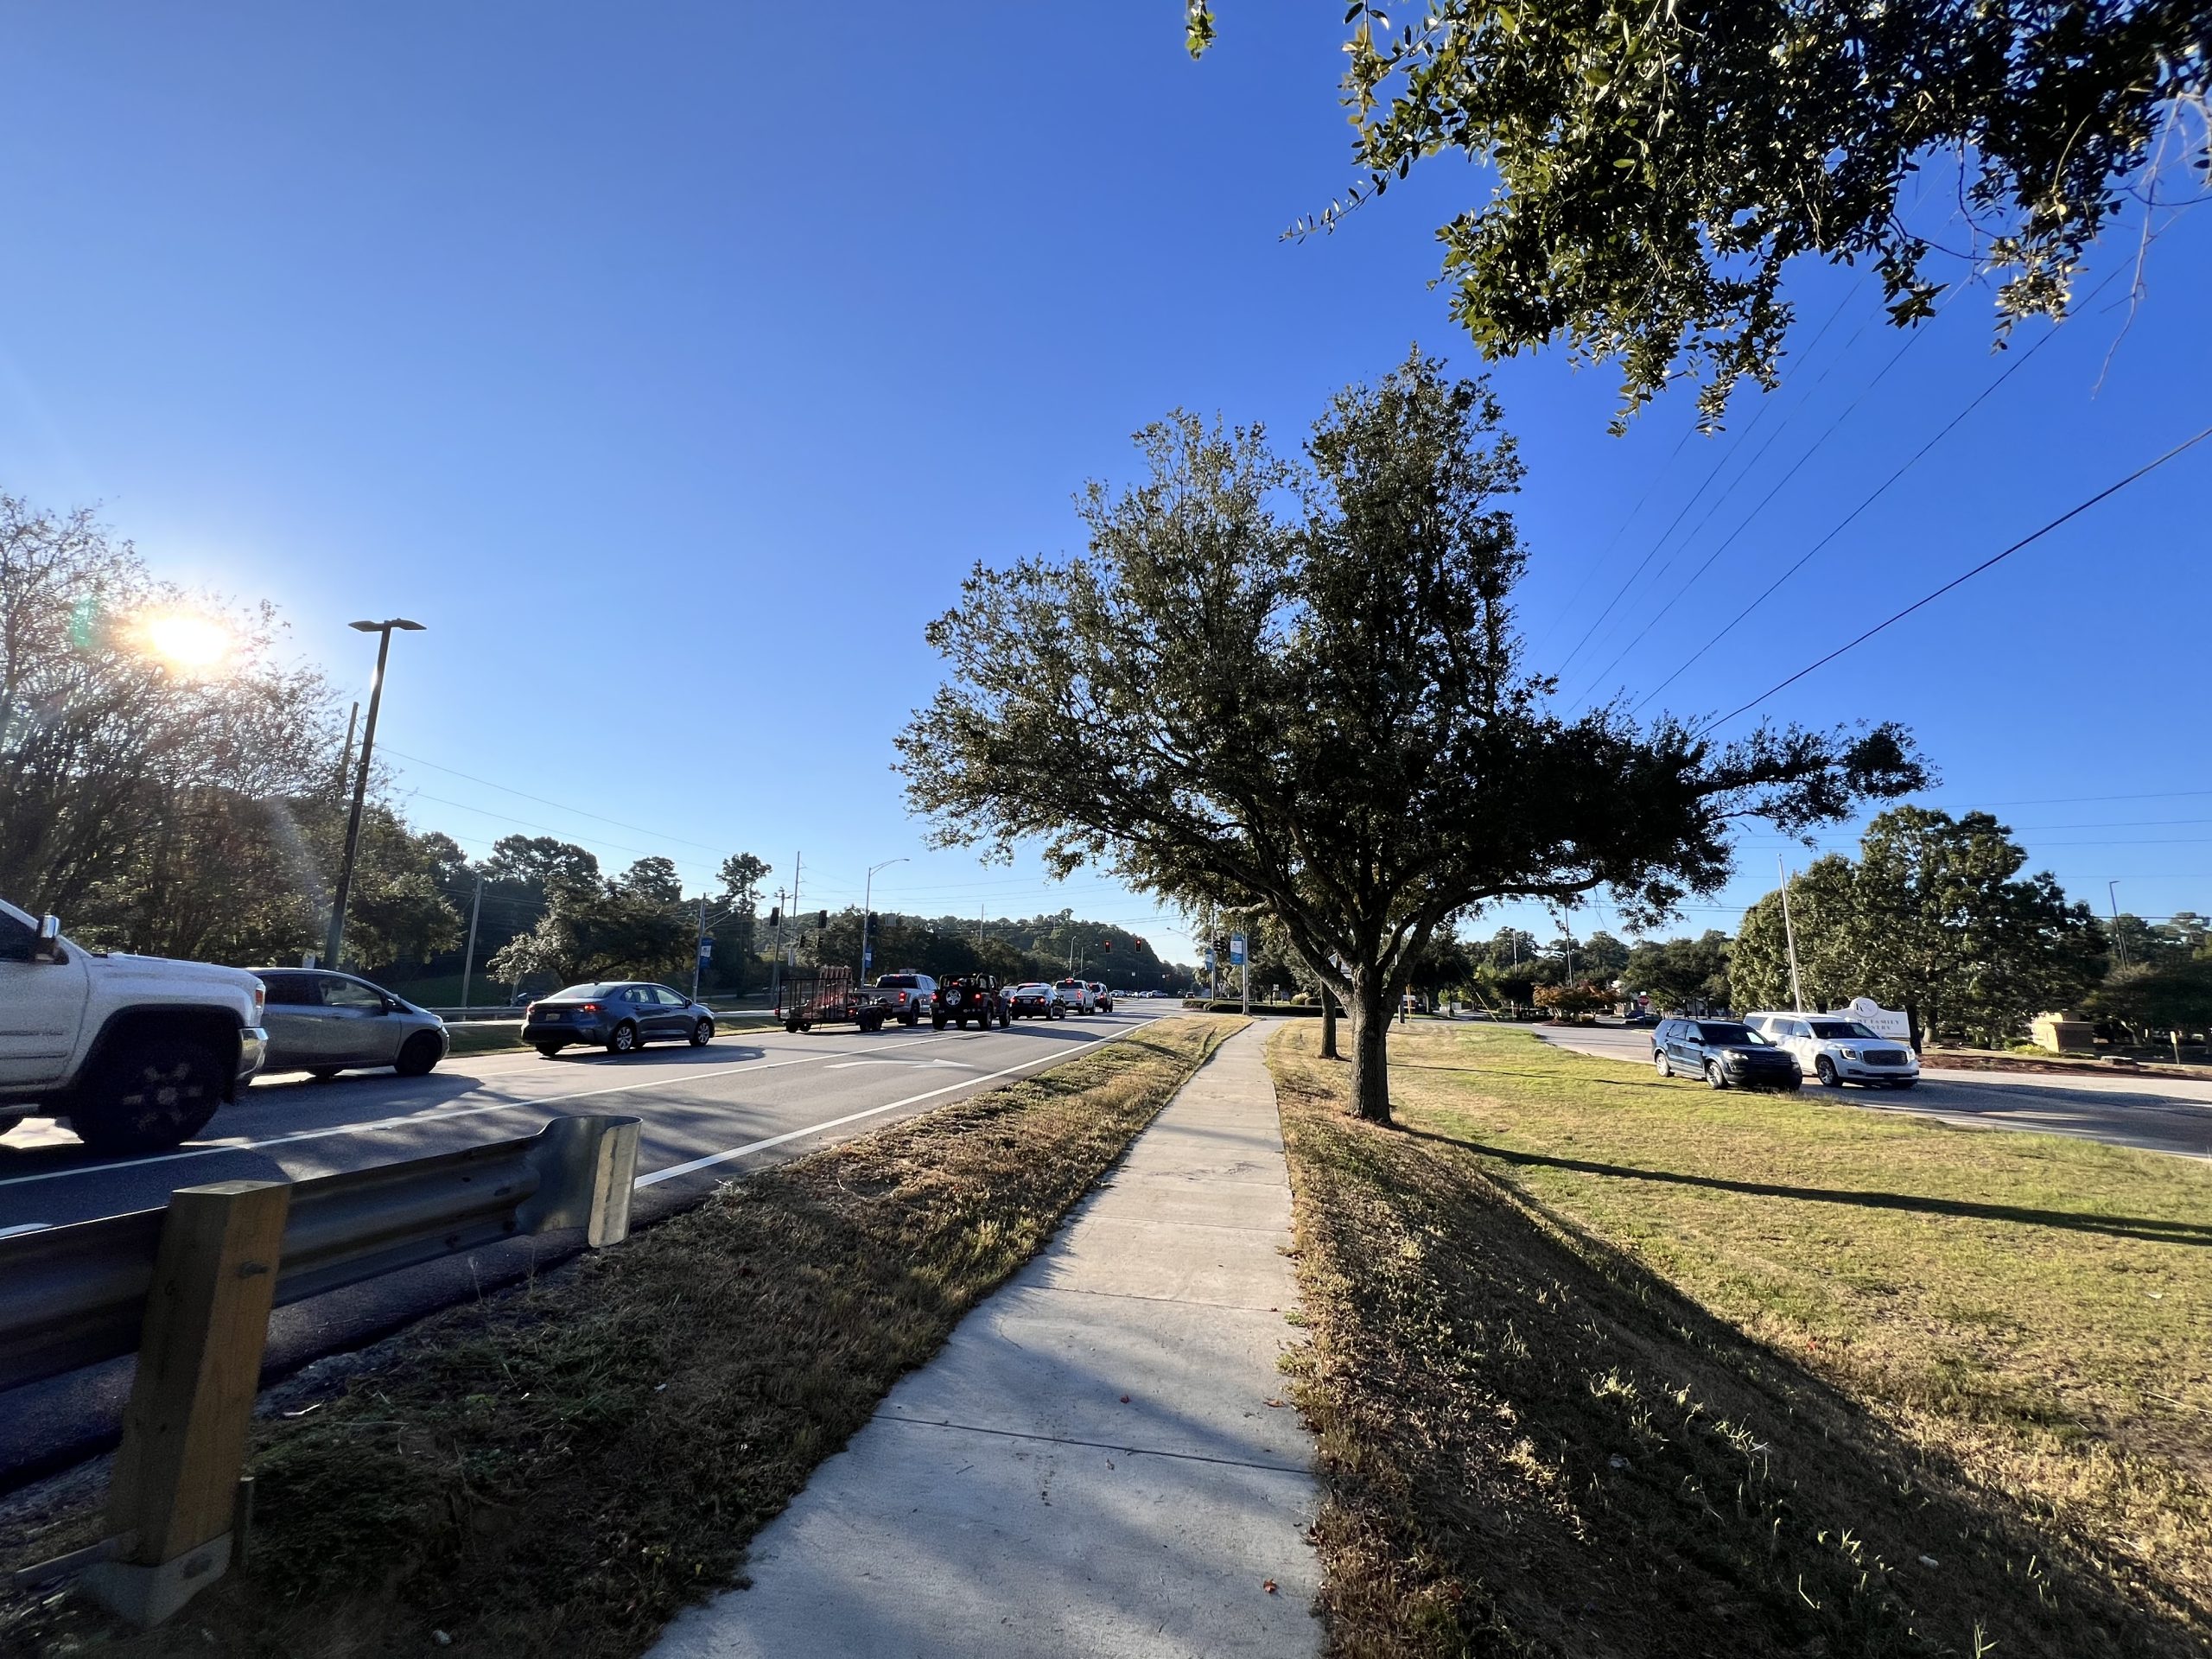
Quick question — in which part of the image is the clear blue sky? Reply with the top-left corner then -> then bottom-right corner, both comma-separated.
3,3 -> 2206,965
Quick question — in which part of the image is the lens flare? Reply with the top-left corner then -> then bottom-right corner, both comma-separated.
138,613 -> 232,672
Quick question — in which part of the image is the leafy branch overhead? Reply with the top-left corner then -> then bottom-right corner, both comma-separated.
898,349 -> 1929,1121
1187,0 -> 2211,427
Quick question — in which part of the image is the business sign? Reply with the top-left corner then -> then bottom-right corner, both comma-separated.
1230,932 -> 1247,966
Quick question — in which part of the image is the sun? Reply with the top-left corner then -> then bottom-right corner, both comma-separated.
137,612 -> 233,673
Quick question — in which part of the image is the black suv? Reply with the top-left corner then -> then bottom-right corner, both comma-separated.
1652,1018 -> 1802,1092
932,974 -> 1008,1030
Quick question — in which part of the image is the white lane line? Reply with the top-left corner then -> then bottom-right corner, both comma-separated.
824,1058 -> 982,1072
636,1032 -> 1124,1189
0,1033 -> 968,1192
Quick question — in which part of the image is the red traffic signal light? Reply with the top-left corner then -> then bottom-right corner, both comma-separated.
1101,938 -> 1112,952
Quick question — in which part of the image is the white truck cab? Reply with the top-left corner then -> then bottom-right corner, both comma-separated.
0,895 -> 269,1153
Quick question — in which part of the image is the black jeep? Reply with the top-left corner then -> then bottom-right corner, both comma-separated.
931,974 -> 1009,1031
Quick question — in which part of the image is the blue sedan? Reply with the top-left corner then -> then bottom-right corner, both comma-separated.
524,982 -> 715,1057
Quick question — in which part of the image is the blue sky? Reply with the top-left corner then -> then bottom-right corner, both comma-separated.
3,3 -> 2206,964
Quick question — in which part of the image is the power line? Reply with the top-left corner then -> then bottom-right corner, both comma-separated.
1700,423 -> 2212,734
1629,322 -> 2063,714
1550,289 -> 1860,683
379,744 -> 737,859
1572,327 -> 1921,705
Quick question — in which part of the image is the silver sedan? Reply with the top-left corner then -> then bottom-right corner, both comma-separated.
251,969 -> 450,1080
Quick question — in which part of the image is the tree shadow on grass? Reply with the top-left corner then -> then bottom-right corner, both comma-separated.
1403,1128 -> 2212,1248
1274,1065 -> 2208,1658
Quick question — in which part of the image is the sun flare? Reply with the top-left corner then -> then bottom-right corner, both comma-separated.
137,612 -> 233,672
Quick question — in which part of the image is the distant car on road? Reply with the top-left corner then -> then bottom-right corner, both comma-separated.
1087,982 -> 1115,1012
1744,1012 -> 1919,1089
1008,982 -> 1067,1020
1651,1018 -> 1802,1092
254,969 -> 448,1080
524,982 -> 716,1056
1621,1011 -> 1661,1027
866,972 -> 938,1027
1054,977 -> 1097,1014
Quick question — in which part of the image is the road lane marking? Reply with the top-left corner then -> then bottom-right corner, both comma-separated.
824,1058 -> 983,1071
635,1032 -> 1125,1189
0,1032 -> 974,1192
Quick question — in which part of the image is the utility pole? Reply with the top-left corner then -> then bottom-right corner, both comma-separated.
1778,854 -> 1807,1014
458,874 -> 483,1014
861,857 -> 906,982
325,618 -> 425,969
691,893 -> 707,1002
334,701 -> 359,798
791,851 -> 802,924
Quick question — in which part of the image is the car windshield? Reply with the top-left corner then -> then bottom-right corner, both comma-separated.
550,983 -> 607,1001
878,975 -> 920,988
1057,979 -> 1083,988
1697,1022 -> 1768,1046
1809,1020 -> 1881,1039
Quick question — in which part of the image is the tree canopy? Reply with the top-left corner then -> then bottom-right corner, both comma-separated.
1731,808 -> 2107,1044
898,350 -> 1927,1120
1188,1 -> 2209,426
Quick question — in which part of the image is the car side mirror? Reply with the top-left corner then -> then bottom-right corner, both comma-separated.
33,914 -> 64,963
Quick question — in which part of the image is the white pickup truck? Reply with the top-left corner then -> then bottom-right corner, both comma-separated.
0,895 -> 269,1154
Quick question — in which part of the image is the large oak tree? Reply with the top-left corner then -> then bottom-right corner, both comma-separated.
1187,0 -> 2208,426
898,353 -> 1928,1122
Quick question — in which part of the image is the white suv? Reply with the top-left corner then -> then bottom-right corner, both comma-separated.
1744,1011 -> 1919,1090
0,896 -> 269,1153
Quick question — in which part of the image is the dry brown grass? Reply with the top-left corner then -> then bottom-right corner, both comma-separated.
1,1015 -> 1241,1658
1270,1019 -> 2212,1658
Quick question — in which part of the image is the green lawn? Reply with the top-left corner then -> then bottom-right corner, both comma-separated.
1270,1020 -> 2212,1657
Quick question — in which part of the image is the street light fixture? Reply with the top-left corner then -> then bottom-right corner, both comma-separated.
324,618 -> 426,968
861,858 -> 908,982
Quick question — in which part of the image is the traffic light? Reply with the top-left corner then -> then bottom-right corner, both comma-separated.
767,906 -> 780,926
1101,938 -> 1112,953
868,912 -> 880,930
817,909 -> 829,929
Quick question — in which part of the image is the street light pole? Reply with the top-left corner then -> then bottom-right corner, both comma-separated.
861,857 -> 908,982
324,618 -> 424,969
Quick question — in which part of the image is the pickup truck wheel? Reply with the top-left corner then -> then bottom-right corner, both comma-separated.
74,1036 -> 223,1155
998,1007 -> 1010,1029
394,1033 -> 442,1077
899,1014 -> 918,1027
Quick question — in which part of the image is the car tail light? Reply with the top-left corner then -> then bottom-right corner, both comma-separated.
524,1001 -> 537,1016
578,1001 -> 600,1013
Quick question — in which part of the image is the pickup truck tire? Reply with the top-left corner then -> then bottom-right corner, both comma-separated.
899,1014 -> 918,1027
997,1006 -> 1010,1029
394,1033 -> 442,1077
73,1035 -> 224,1154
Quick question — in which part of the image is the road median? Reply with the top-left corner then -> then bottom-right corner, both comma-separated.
1,1014 -> 1243,1657
1269,1019 -> 2212,1657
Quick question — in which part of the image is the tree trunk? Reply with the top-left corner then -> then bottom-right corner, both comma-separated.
1319,985 -> 1339,1059
1347,978 -> 1392,1124
1904,995 -> 1924,1054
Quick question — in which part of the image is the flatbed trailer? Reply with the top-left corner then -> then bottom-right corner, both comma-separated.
778,965 -> 887,1033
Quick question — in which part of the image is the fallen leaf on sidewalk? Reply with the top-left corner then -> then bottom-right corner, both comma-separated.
1120,1394 -> 1131,1403
1264,1398 -> 1287,1408
1263,1580 -> 1278,1594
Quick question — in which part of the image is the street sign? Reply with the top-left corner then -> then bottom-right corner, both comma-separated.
697,940 -> 713,963
1230,932 -> 1247,966
862,946 -> 873,975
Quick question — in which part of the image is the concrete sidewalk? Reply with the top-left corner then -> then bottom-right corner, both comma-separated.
651,1021 -> 1323,1659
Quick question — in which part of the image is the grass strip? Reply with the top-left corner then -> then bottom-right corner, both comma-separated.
1268,1020 -> 2212,1658
4,1014 -> 1242,1657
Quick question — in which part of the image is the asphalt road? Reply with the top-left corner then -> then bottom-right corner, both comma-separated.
0,1005 -> 1173,1490
1529,1021 -> 2212,1160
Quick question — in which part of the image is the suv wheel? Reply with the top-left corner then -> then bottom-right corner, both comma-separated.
1815,1056 -> 1840,1087
607,1021 -> 639,1055
74,1035 -> 224,1154
1704,1059 -> 1727,1090
394,1033 -> 442,1077
1653,1050 -> 1670,1077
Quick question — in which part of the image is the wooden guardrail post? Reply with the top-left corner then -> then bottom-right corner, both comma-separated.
85,1179 -> 290,1626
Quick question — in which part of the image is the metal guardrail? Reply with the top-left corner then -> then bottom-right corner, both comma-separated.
2,1114 -> 640,1625
0,1115 -> 639,1395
